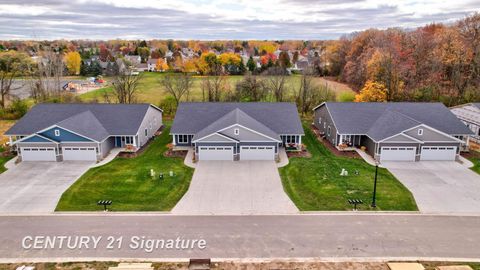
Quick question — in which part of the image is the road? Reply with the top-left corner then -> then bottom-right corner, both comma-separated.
0,214 -> 479,262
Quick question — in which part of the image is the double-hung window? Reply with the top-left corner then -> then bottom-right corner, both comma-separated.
178,135 -> 189,143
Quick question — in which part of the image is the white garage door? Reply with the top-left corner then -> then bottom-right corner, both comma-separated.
420,146 -> 457,161
21,147 -> 56,161
380,147 -> 416,162
240,146 -> 275,160
198,146 -> 233,161
62,147 -> 97,161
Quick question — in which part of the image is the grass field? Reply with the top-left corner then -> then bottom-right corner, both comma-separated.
56,123 -> 194,211
79,72 -> 355,105
279,123 -> 418,211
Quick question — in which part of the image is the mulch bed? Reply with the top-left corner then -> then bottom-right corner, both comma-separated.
117,127 -> 164,158
164,149 -> 188,158
310,124 -> 361,159
286,147 -> 312,158
461,151 -> 480,159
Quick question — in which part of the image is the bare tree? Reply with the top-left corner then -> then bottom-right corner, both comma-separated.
160,73 -> 193,107
0,51 -> 31,108
29,51 -> 64,102
110,69 -> 143,104
201,70 -> 229,102
262,66 -> 287,102
235,73 -> 266,101
296,68 -> 336,115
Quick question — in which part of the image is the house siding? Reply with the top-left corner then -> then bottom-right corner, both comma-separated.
360,136 -> 377,158
314,105 -> 338,145
404,126 -> 459,142
137,106 -> 163,147
40,127 -> 93,142
220,125 -> 277,142
100,137 -> 115,158
21,135 -> 51,143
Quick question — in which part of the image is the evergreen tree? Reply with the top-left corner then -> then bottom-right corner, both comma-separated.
247,56 -> 256,72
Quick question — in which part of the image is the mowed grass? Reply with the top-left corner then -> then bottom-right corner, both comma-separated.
80,72 -> 355,104
279,123 -> 418,211
56,124 -> 194,211
467,151 -> 480,175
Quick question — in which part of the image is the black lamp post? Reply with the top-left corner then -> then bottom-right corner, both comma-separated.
371,161 -> 379,208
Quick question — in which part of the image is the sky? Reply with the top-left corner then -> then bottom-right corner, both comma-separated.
0,0 -> 478,40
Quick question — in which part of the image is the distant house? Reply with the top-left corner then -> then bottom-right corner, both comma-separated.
6,104 -> 163,162
451,103 -> 480,145
147,58 -> 158,71
124,55 -> 141,66
313,102 -> 472,162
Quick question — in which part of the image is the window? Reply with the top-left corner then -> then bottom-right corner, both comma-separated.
327,127 -> 331,136
234,128 -> 239,135
418,129 -> 424,136
125,136 -> 133,144
178,135 -> 189,143
145,128 -> 148,136
54,129 -> 60,136
318,117 -> 322,124
284,135 -> 296,144
323,122 -> 326,129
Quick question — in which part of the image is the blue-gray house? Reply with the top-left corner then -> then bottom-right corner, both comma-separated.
5,103 -> 163,162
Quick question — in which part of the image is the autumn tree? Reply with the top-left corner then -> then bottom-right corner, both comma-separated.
198,52 -> 220,75
160,73 -> 193,107
64,51 -> 81,75
155,58 -> 169,71
235,74 -> 266,101
354,80 -> 387,102
296,69 -> 335,115
0,51 -> 31,108
110,69 -> 143,104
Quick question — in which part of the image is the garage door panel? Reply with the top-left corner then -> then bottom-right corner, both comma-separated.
380,147 -> 416,162
62,147 -> 97,161
240,146 -> 275,160
420,146 -> 456,161
21,147 -> 56,161
198,146 -> 233,161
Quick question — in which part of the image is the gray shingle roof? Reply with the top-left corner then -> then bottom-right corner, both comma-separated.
192,108 -> 281,141
320,102 -> 473,140
472,103 -> 480,109
171,102 -> 304,137
6,103 -> 159,141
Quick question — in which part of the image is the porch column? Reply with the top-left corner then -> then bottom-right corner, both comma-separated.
133,136 -> 137,147
172,135 -> 176,146
298,136 -> 302,149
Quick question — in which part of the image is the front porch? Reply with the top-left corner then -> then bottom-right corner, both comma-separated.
335,134 -> 362,151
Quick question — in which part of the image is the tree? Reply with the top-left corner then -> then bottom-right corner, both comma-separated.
137,47 -> 150,63
155,58 -> 169,72
64,51 -> 81,75
198,52 -> 220,75
235,74 -> 266,101
0,51 -> 31,108
110,69 -> 143,104
246,56 -> 256,72
295,68 -> 336,115
29,51 -> 64,102
263,66 -> 287,102
354,80 -> 388,102
201,74 -> 228,102
160,73 -> 193,107
278,51 -> 291,69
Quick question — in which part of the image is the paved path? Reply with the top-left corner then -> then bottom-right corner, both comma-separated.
172,161 -> 298,215
0,214 -> 480,261
0,162 -> 92,213
383,161 -> 480,213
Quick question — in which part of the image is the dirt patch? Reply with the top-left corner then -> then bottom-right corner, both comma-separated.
310,125 -> 361,159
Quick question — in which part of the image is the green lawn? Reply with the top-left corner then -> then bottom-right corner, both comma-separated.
0,153 -> 12,174
279,123 -> 418,211
79,72 -> 355,105
468,153 -> 480,175
55,124 -> 194,211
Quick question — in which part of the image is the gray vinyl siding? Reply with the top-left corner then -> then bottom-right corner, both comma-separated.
360,136 -> 377,158
405,126 -> 458,142
382,134 -> 418,143
100,137 -> 115,158
137,106 -> 163,147
197,133 -> 235,142
221,125 -> 277,141
314,105 -> 337,145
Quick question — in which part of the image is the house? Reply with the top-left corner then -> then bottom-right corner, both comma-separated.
313,102 -> 472,162
171,102 -> 304,161
5,103 -> 163,162
451,103 -> 480,145
147,58 -> 158,71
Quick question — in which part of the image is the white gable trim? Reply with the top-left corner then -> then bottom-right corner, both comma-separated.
402,124 -> 464,143
218,123 -> 281,142
36,124 -> 99,142
193,132 -> 239,143
13,133 -> 59,145
378,132 -> 424,143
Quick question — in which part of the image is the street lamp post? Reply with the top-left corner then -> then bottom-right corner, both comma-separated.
371,161 -> 379,208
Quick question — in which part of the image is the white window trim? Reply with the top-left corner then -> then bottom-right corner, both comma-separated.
327,126 -> 331,136
418,129 -> 424,136
178,135 -> 189,143
54,129 -> 60,137
144,128 -> 148,136
234,128 -> 240,135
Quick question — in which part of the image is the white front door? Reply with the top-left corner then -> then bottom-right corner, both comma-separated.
21,147 -> 56,161
62,147 -> 97,161
380,147 -> 416,162
420,146 -> 457,161
198,146 -> 234,161
240,146 -> 275,160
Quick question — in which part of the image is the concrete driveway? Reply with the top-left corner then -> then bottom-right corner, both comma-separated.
172,161 -> 298,215
383,161 -> 480,213
0,161 -> 92,213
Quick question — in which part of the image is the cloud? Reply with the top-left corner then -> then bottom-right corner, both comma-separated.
0,0 -> 477,40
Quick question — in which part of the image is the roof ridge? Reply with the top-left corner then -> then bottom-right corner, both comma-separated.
385,108 -> 422,125
366,109 -> 420,136
56,109 -> 109,134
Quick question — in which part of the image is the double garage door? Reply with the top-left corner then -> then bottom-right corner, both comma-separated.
380,146 -> 457,161
20,147 -> 97,161
197,145 -> 275,161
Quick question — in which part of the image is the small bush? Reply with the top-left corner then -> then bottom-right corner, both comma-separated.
0,99 -> 29,120
338,91 -> 356,102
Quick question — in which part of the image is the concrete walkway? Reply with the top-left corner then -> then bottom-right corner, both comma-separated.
172,161 -> 298,215
355,148 -> 386,168
91,148 -> 122,168
276,147 -> 289,168
184,147 -> 196,168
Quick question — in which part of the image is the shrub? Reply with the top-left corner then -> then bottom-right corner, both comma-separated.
0,98 -> 29,120
338,91 -> 355,102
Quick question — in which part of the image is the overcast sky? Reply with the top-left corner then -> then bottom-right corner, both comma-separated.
0,0 -> 478,40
